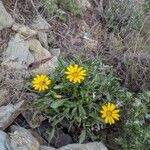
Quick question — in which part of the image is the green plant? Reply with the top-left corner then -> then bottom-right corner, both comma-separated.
128,90 -> 150,124
143,0 -> 150,14
105,0 -> 145,33
42,0 -> 82,18
43,0 -> 58,15
115,90 -> 150,150
58,0 -> 82,16
116,124 -> 150,150
32,57 -> 131,143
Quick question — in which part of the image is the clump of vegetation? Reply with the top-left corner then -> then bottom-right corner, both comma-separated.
57,0 -> 82,16
32,57 -> 131,143
105,0 -> 145,33
42,0 -> 82,20
116,90 -> 150,150
43,0 -> 58,15
116,124 -> 150,150
31,57 -> 150,148
143,0 -> 150,14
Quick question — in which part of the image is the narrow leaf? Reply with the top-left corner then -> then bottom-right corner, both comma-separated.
53,116 -> 64,126
51,99 -> 66,108
79,129 -> 86,143
79,105 -> 86,118
47,126 -> 55,143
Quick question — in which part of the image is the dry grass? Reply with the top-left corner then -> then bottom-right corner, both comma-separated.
0,66 -> 35,105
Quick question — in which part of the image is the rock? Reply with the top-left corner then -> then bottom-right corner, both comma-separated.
83,34 -> 98,49
28,38 -> 51,62
12,23 -> 37,37
0,89 -> 9,106
22,108 -> 46,128
31,15 -> 51,49
40,146 -> 56,150
28,130 -> 47,145
0,101 -> 25,130
41,142 -> 108,150
0,130 -> 11,150
31,15 -> 51,30
49,128 -> 73,148
2,61 -> 28,70
0,0 -> 14,30
77,0 -> 91,10
9,125 -> 40,150
59,142 -> 108,150
2,34 -> 34,69
30,56 -> 58,75
50,48 -> 60,57
38,32 -> 49,49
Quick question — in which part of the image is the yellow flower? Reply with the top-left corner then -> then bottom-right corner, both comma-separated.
32,74 -> 51,92
100,102 -> 120,125
65,64 -> 86,84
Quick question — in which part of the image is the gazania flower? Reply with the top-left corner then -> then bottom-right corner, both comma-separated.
100,102 -> 120,125
32,74 -> 51,92
65,64 -> 86,84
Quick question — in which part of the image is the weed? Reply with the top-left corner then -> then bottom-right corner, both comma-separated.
105,0 -> 145,33
32,57 -> 131,143
42,0 -> 82,20
115,90 -> 150,150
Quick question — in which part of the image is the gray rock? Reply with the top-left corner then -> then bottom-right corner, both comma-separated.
77,0 -> 91,10
0,130 -> 11,150
41,142 -> 107,150
12,23 -> 37,37
42,128 -> 73,148
40,146 -> 56,150
38,32 -> 49,49
30,56 -> 58,75
31,15 -> 51,30
0,89 -> 9,107
59,142 -> 108,150
0,129 -> 107,150
2,34 -> 34,69
22,108 -> 46,129
50,48 -> 60,57
1,61 -> 29,70
0,0 -> 14,30
31,15 -> 51,49
28,38 -> 51,62
28,130 -> 47,145
0,101 -> 24,130
9,125 -> 39,150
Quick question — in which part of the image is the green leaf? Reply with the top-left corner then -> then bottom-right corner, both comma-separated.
79,105 -> 86,118
70,107 -> 77,119
53,116 -> 64,126
47,126 -> 55,143
63,108 -> 70,118
87,130 -> 97,141
51,99 -> 66,108
32,111 -> 39,120
53,84 -> 64,89
79,129 -> 86,143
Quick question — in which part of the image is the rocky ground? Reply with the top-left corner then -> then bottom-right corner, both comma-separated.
0,0 -> 109,149
0,0 -> 149,150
